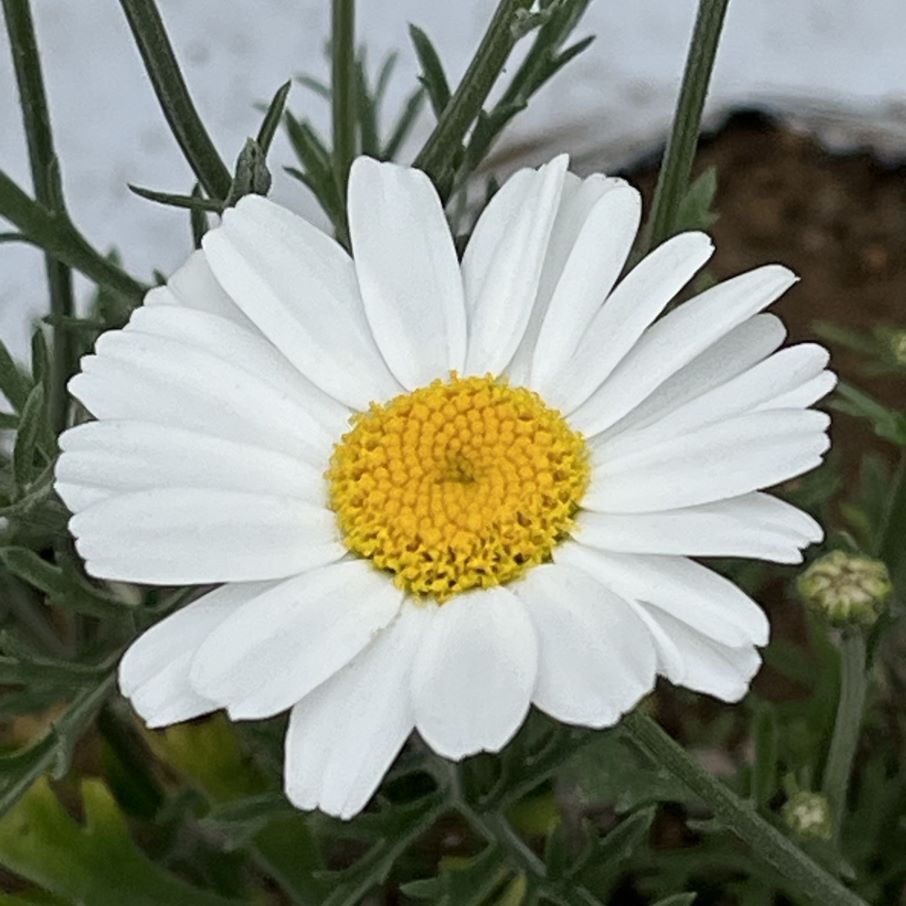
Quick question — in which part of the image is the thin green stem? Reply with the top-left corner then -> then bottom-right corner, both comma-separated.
444,761 -> 603,906
622,712 -> 868,906
877,450 -> 906,587
119,0 -> 231,200
0,170 -> 147,303
2,0 -> 74,434
331,0 -> 356,221
414,0 -> 533,189
821,631 -> 868,839
644,0 -> 729,251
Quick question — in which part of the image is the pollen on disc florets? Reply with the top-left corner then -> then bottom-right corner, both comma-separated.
327,374 -> 589,602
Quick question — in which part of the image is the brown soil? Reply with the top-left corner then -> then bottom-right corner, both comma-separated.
634,112 -> 906,474
628,114 -> 906,714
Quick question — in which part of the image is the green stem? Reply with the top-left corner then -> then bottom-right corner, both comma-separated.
413,0 -> 533,189
622,712 -> 868,906
445,761 -> 603,906
877,450 -> 906,587
644,0 -> 729,251
821,631 -> 868,839
119,0 -> 232,200
0,170 -> 148,303
331,0 -> 356,232
2,0 -> 74,434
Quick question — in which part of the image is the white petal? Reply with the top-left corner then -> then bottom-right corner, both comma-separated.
510,175 -> 636,385
145,248 -> 251,327
189,561 -> 403,719
460,168 -> 536,317
202,195 -> 400,409
411,588 -> 538,760
513,563 -> 655,727
119,581 -> 277,727
284,602 -> 427,819
570,265 -> 798,436
555,542 -> 769,647
125,305 -> 350,436
538,232 -> 713,408
72,330 -> 335,465
600,344 -> 830,459
758,370 -> 837,410
573,492 -> 821,563
631,602 -> 761,702
347,158 -> 467,388
585,410 -> 830,513
56,421 -> 325,513
70,489 -> 343,584
596,313 -> 787,443
463,156 -> 569,375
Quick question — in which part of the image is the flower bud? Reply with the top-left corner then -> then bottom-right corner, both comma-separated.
781,791 -> 833,841
797,550 -> 892,628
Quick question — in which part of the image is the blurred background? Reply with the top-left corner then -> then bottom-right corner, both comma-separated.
1,0 -> 906,362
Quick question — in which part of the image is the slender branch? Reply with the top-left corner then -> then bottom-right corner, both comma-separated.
622,712 -> 868,906
0,170 -> 147,303
2,0 -> 74,433
644,0 -> 729,251
331,0 -> 356,212
442,759 -> 603,906
119,0 -> 232,200
821,631 -> 868,839
877,450 -> 906,587
413,0 -> 533,188
820,451 -> 906,839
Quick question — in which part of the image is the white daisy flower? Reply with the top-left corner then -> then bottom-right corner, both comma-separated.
56,154 -> 834,820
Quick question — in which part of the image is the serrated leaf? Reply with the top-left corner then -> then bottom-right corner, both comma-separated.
128,183 -> 223,213
409,25 -> 451,118
0,547 -> 134,619
318,793 -> 445,906
0,339 -> 33,412
198,792 -> 296,850
148,716 -> 324,903
0,779 -> 240,905
563,731 -> 688,813
579,806 -> 656,872
256,80 -> 291,155
402,844 -> 508,904
12,383 -> 45,490
0,674 -> 115,816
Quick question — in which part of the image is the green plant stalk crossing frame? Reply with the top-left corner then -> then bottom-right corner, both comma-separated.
644,0 -> 729,251
2,0 -> 74,433
119,0 -> 232,200
623,713 -> 868,906
414,0 -> 533,189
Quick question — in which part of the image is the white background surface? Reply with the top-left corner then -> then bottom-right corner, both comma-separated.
2,0 -> 906,361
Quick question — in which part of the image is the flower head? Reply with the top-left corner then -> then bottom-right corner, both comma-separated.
798,550 -> 891,627
56,155 -> 833,819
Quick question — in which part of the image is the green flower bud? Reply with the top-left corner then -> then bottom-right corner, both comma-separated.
781,791 -> 833,841
797,550 -> 892,628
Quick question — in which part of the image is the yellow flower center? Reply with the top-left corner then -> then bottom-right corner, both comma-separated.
327,374 -> 589,602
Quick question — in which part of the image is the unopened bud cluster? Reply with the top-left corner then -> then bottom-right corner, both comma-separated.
782,790 -> 833,841
797,550 -> 892,628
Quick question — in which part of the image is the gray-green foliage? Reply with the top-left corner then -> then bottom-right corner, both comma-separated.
1,0 -> 905,904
